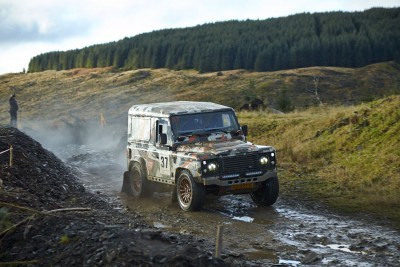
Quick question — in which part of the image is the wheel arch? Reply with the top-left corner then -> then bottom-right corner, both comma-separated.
129,157 -> 148,179
174,167 -> 201,184
174,167 -> 186,184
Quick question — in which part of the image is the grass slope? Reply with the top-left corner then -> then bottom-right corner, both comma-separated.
0,62 -> 399,125
240,96 -> 400,228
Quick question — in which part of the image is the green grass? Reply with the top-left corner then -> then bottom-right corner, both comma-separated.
239,96 -> 400,228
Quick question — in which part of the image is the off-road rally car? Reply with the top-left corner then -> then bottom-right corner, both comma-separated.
121,101 -> 279,211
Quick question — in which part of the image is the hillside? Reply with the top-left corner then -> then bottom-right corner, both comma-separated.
1,62 -> 399,126
28,7 -> 400,73
239,96 -> 400,227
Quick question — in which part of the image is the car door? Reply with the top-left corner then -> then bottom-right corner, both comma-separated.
155,119 -> 172,181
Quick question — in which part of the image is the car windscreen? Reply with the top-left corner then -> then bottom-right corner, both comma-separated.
170,110 -> 240,136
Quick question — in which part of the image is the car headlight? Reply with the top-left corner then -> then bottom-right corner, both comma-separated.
260,156 -> 269,165
202,160 -> 218,173
208,162 -> 217,171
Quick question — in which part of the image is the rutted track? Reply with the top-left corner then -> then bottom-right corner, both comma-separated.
53,143 -> 400,267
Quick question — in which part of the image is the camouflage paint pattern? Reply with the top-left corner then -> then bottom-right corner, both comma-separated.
126,101 -> 277,192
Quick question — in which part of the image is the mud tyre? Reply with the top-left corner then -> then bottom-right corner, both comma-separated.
177,170 -> 205,211
250,177 -> 279,206
124,162 -> 150,198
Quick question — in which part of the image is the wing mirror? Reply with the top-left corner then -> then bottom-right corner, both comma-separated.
241,125 -> 248,136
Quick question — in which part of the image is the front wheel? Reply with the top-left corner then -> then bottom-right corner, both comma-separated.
250,177 -> 279,206
177,170 -> 205,211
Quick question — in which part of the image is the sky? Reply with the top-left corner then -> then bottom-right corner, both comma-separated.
0,0 -> 399,74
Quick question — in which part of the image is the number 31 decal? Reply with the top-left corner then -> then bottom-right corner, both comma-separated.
160,156 -> 168,168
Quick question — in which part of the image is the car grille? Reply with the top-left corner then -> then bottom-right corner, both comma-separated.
219,153 -> 261,177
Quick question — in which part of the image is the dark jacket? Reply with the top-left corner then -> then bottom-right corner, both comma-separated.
9,95 -> 18,113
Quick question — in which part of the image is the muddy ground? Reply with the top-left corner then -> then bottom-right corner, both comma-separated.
0,126 -> 235,266
1,125 -> 400,266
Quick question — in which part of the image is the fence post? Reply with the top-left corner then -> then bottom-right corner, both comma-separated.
100,112 -> 107,126
9,145 -> 13,167
215,224 -> 223,258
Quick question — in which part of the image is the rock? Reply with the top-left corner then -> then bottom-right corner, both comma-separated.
0,127 -> 230,266
301,251 -> 319,264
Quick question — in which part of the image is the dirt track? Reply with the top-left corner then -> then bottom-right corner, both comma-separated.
56,128 -> 400,267
2,125 -> 400,266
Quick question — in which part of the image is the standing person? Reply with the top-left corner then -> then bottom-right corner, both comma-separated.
9,94 -> 18,128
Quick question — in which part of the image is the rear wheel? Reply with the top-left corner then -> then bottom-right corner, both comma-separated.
177,170 -> 205,211
126,162 -> 149,198
250,177 -> 279,206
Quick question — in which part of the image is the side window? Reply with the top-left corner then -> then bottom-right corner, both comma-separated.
130,117 -> 151,141
157,119 -> 168,145
158,123 -> 163,142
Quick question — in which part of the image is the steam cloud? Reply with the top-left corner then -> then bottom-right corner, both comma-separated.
22,118 -> 127,193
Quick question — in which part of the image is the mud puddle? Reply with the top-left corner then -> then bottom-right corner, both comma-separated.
52,144 -> 400,266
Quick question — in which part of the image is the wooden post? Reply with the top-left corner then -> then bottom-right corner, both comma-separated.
215,225 -> 223,258
100,112 -> 107,126
9,145 -> 13,167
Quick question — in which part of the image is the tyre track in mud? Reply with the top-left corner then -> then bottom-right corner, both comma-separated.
55,145 -> 400,266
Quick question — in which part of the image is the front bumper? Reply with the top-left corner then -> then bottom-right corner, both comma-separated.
201,170 -> 277,187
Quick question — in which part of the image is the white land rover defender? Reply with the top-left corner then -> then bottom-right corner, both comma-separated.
121,101 -> 279,211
